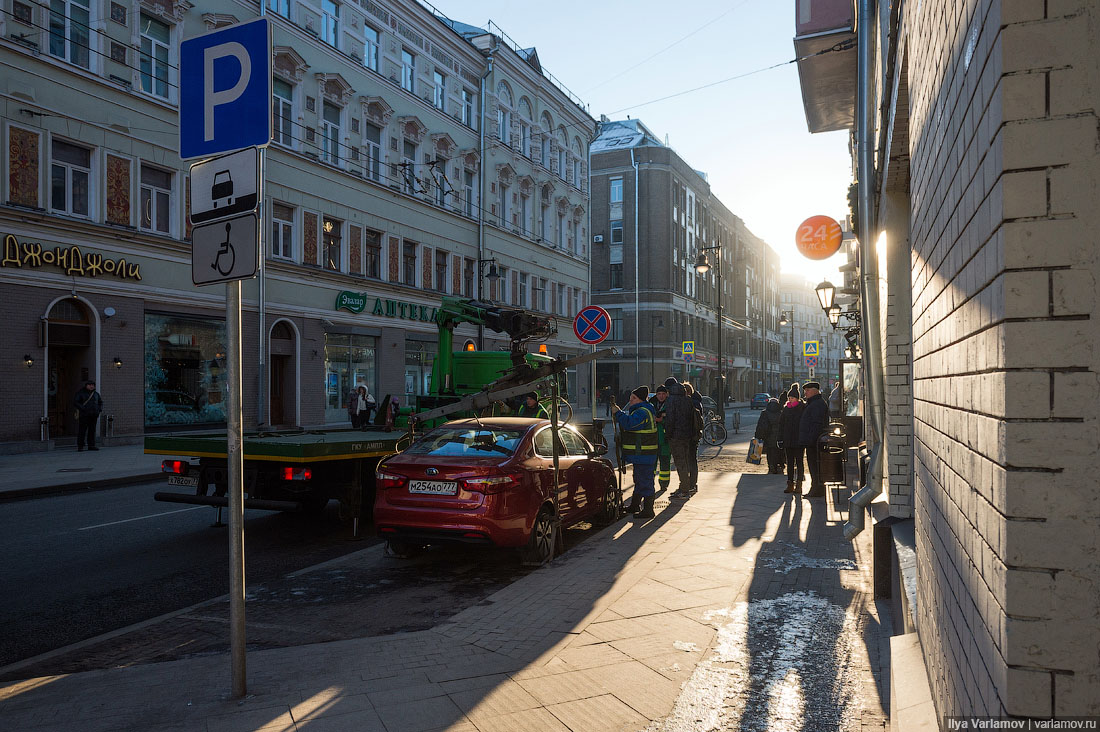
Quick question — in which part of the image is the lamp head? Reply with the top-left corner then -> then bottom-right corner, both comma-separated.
485,263 -> 500,282
827,304 -> 841,326
815,280 -> 836,311
693,253 -> 710,274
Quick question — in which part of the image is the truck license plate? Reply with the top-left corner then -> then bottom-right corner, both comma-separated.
408,480 -> 457,495
167,475 -> 199,488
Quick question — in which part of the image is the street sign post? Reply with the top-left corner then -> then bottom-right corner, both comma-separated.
190,148 -> 260,224
179,17 -> 271,699
682,340 -> 695,355
805,354 -> 818,368
574,306 -> 612,345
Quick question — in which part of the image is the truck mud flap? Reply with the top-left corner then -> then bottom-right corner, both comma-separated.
154,492 -> 305,512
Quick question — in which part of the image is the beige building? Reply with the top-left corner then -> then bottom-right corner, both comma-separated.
0,0 -> 594,451
797,0 -> 1100,720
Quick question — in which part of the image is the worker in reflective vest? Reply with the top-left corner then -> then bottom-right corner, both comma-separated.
616,385 -> 659,519
516,392 -> 550,419
649,385 -> 671,489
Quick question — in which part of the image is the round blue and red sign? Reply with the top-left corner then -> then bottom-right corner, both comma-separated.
573,305 -> 612,345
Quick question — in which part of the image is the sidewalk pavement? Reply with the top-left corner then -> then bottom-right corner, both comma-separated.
0,443 -> 165,499
0,471 -> 890,732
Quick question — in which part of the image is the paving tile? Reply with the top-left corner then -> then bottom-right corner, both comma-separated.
448,680 -> 542,722
582,661 -> 683,720
372,695 -> 468,732
290,706 -> 387,731
204,705 -> 296,732
469,707 -> 571,732
291,688 -> 375,720
514,670 -> 603,706
554,643 -> 633,671
546,693 -> 648,732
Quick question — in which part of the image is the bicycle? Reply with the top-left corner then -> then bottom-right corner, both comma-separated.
701,414 -> 727,446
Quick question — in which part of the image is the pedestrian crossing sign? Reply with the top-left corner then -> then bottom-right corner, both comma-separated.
803,340 -> 819,357
682,341 -> 695,355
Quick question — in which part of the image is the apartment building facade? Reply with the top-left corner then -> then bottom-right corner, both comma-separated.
588,119 -> 781,402
1,0 -> 594,450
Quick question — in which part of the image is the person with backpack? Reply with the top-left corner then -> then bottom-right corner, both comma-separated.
663,377 -> 701,500
754,397 -> 784,473
778,384 -> 806,494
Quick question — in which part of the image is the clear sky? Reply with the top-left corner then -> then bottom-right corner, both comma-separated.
428,0 -> 852,283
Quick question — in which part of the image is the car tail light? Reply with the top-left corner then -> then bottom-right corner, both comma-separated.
162,460 -> 188,475
282,467 -> 312,481
460,472 -> 523,493
376,470 -> 408,490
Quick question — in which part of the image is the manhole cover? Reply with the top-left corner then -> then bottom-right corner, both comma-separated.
57,468 -> 93,473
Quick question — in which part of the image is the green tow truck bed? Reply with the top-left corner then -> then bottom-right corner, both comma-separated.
145,428 -> 411,516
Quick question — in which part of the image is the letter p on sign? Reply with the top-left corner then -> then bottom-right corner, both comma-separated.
180,18 -> 271,160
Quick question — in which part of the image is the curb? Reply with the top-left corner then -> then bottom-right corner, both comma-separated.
0,473 -> 166,502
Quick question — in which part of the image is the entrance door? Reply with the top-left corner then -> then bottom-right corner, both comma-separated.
270,356 -> 287,426
48,357 -> 73,436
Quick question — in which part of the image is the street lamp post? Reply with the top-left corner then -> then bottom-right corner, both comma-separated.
476,258 -> 501,349
779,310 -> 795,386
694,240 -> 725,420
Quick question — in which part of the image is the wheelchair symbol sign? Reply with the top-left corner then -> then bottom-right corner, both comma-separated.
191,212 -> 258,285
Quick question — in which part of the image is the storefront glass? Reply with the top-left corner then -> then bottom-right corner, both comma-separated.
144,313 -> 227,427
404,340 -> 437,406
324,333 -> 377,423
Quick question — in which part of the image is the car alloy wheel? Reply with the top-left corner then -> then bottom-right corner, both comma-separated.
595,478 -> 622,526
521,509 -> 556,566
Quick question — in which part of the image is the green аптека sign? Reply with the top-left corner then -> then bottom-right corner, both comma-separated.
335,291 -> 439,323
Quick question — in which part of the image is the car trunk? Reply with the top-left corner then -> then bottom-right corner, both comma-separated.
381,456 -> 509,510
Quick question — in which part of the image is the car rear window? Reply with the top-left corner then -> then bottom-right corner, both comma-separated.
406,427 -> 526,457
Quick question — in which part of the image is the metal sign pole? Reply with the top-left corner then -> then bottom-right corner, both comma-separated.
226,279 -> 246,697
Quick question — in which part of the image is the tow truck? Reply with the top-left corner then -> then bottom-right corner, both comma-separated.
147,297 -> 613,533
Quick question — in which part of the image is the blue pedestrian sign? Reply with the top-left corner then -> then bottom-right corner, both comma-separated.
573,306 -> 612,345
179,18 -> 271,161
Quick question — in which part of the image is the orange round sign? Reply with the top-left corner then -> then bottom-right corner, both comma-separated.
795,215 -> 843,260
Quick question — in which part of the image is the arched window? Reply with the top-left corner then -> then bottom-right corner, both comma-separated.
496,81 -> 512,144
557,126 -> 568,180
540,111 -> 554,168
517,98 -> 533,157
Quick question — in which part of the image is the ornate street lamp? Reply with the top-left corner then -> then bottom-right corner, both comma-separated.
827,304 -> 842,327
815,280 -> 836,311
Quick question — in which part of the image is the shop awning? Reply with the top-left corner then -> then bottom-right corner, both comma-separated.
794,0 -> 857,133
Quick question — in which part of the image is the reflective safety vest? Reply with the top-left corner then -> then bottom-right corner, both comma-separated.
623,406 -> 659,454
517,403 -> 550,420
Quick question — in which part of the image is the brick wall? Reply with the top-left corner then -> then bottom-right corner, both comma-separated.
905,0 -> 1100,718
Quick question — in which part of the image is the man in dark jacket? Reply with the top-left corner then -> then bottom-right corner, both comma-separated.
662,377 -> 699,499
649,386 -> 672,489
616,386 -> 659,518
798,381 -> 830,497
778,385 -> 806,493
754,398 -> 784,473
74,380 -> 103,452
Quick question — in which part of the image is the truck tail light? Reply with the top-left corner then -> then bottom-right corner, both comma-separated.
282,467 -> 313,481
162,460 -> 188,475
460,472 -> 523,494
376,470 -> 408,490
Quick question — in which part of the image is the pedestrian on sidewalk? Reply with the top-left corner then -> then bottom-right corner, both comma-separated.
73,380 -> 103,452
778,384 -> 806,494
616,386 -> 659,518
754,397 -> 784,473
799,381 -> 830,497
649,385 -> 672,489
348,385 -> 375,429
662,377 -> 700,500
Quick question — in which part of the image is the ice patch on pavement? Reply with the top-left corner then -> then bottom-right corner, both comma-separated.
672,641 -> 698,652
647,591 -> 865,732
758,542 -> 858,574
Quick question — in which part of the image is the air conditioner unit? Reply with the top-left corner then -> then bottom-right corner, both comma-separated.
592,235 -> 604,244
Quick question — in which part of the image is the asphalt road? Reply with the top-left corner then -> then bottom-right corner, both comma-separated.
0,482 -> 371,667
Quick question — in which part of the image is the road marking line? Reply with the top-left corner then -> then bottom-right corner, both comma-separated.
77,506 -> 204,531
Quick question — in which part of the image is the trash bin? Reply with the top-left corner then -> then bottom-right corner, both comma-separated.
818,422 -> 847,485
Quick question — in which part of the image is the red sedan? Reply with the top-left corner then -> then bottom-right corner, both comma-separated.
374,417 -> 620,564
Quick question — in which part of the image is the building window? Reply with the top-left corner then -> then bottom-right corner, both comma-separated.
498,183 -> 509,226
434,249 -> 448,292
271,202 -> 294,259
268,0 -> 290,17
557,148 -> 566,180
610,219 -> 623,244
401,139 -> 416,194
573,159 -> 582,187
520,193 -> 530,235
463,257 -> 474,297
272,78 -> 294,147
402,241 -> 417,286
538,277 -> 548,311
364,229 -> 381,278
321,0 -> 339,47
363,122 -> 381,181
556,283 -> 565,315
322,216 -> 341,271
520,122 -> 530,158
497,106 -> 510,143
461,88 -> 475,128
140,164 -> 171,234
363,25 -> 379,71
139,14 -> 170,99
433,71 -> 446,111
49,0 -> 91,68
321,102 -> 340,165
541,136 -> 550,169
610,178 -> 623,204
609,309 -> 623,340
557,212 -> 566,248
50,139 -> 91,217
324,333 -> 377,424
433,157 -> 448,207
573,220 -> 582,255
144,313 -> 227,427
463,170 -> 475,217
540,203 -> 550,242
494,266 -> 508,302
609,243 -> 623,289
518,272 -> 528,308
401,49 -> 415,93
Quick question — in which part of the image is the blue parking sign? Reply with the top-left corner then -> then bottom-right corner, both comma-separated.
179,18 -> 271,160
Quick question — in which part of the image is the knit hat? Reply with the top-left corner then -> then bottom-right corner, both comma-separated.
655,385 -> 668,394
803,381 -> 821,391
526,392 -> 538,401
632,386 -> 650,401
664,376 -> 679,388
787,384 -> 801,401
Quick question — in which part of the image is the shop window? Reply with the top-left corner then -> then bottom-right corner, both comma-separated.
324,333 -> 376,424
404,340 -> 437,405
144,313 -> 227,427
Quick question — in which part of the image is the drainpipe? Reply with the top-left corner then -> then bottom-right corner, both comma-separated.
845,0 -> 887,540
588,120 -> 600,418
477,39 -> 499,349
631,148 -> 639,384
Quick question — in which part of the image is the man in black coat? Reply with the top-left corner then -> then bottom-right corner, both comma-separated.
798,381 -> 829,497
74,380 -> 103,452
754,398 -> 784,474
661,377 -> 699,499
778,384 -> 806,493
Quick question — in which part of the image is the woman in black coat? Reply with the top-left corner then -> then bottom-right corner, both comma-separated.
754,399 -> 784,473
778,384 -> 806,494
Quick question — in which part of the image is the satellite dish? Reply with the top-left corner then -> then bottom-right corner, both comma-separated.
103,307 -> 116,318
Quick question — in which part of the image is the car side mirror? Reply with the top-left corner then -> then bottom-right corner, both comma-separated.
590,443 -> 608,456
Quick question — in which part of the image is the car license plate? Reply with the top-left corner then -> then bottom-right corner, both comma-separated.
167,475 -> 199,488
408,480 -> 458,495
